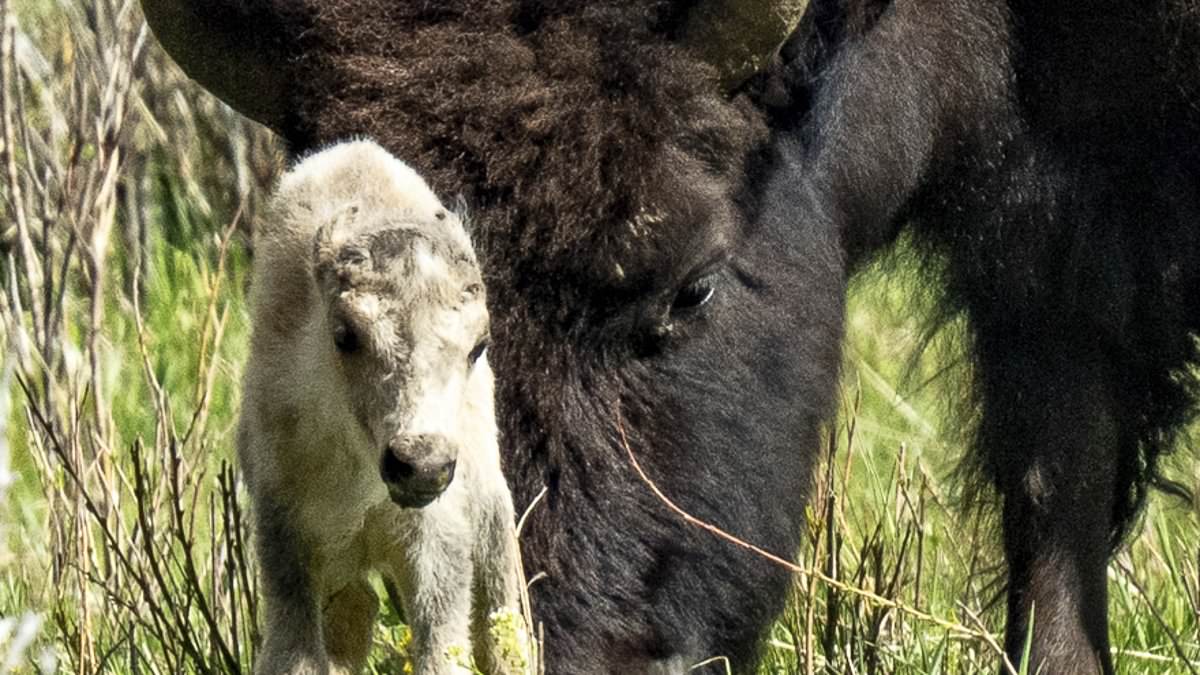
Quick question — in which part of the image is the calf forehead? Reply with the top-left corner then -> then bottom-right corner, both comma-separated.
332,222 -> 481,324
364,225 -> 476,278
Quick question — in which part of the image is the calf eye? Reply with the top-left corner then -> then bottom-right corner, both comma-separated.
671,274 -> 717,313
333,323 -> 361,354
468,337 -> 490,366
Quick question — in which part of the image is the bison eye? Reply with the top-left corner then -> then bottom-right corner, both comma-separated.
468,337 -> 490,367
333,323 -> 361,354
671,274 -> 717,313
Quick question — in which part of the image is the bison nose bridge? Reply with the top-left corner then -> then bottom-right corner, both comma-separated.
380,433 -> 459,508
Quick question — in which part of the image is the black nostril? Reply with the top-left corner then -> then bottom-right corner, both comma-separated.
381,450 -> 415,484
395,461 -> 415,479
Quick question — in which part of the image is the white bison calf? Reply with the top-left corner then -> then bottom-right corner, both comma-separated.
238,140 -> 524,675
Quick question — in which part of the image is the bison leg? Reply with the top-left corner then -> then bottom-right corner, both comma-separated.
976,333 -> 1117,675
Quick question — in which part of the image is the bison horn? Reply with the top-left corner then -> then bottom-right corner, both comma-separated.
140,0 -> 289,131
684,0 -> 807,91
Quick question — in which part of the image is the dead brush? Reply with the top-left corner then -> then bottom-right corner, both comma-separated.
0,0 -> 276,671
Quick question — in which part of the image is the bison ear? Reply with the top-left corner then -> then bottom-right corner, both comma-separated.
738,0 -> 897,122
140,0 -> 294,131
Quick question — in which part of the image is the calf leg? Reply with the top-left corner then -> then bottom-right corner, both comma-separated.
322,579 -> 378,675
976,334 -> 1117,675
393,518 -> 476,675
252,494 -> 328,675
471,487 -> 525,675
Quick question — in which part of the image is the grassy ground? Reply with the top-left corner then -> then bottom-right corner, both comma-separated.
0,2 -> 1197,673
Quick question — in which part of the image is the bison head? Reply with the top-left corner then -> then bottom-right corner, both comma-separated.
146,1 -> 846,670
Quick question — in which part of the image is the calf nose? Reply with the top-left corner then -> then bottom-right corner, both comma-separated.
380,434 -> 457,508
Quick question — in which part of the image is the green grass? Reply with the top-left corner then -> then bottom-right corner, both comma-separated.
0,2 -> 1197,674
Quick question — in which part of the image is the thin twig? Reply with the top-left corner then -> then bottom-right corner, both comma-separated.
959,602 -> 1020,675
614,408 -> 1014,661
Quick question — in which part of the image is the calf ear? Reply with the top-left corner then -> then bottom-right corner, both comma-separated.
140,0 -> 296,131
312,209 -> 372,292
312,221 -> 339,289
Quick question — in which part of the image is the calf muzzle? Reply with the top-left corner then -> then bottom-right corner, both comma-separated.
380,434 -> 457,508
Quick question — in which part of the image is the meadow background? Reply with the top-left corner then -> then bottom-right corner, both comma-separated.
0,1 -> 1196,673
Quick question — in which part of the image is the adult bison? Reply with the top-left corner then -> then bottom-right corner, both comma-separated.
142,1 -> 1199,673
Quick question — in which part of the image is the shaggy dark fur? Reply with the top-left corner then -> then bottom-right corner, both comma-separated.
149,0 -> 1200,673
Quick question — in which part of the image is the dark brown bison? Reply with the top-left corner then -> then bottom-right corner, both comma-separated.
143,1 -> 1200,673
